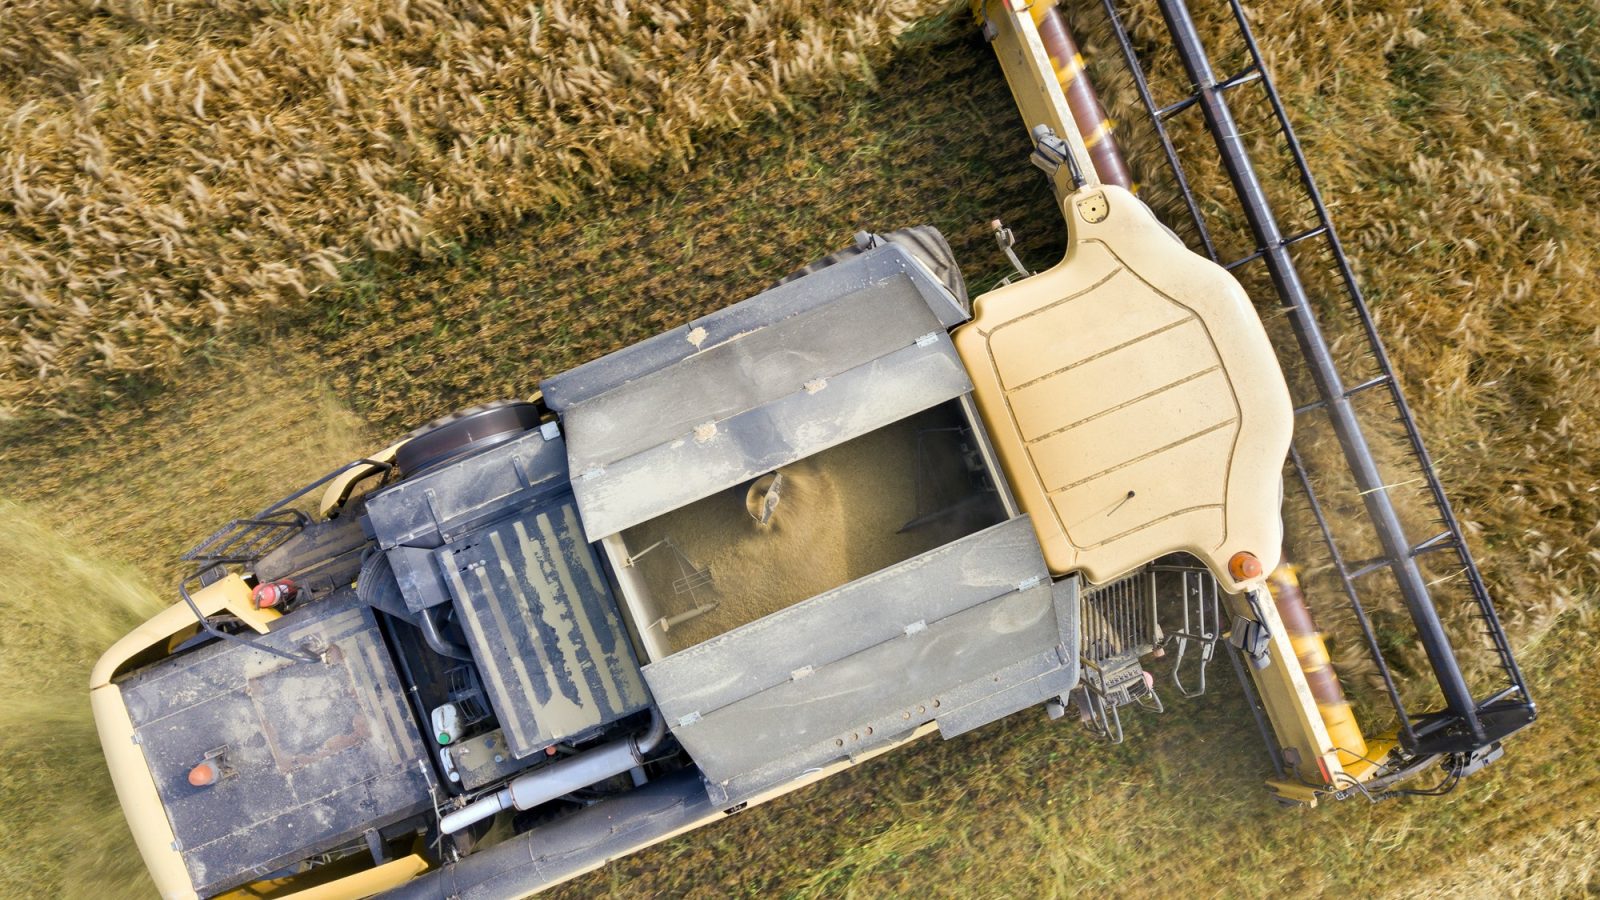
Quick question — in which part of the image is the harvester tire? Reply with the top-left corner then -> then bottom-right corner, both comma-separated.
395,399 -> 543,476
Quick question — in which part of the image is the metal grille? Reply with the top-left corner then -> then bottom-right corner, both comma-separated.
182,508 -> 307,567
1157,564 -> 1221,698
1081,569 -> 1158,663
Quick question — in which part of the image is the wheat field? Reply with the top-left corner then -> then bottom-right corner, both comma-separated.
1,0 -> 1597,896
0,0 -> 946,416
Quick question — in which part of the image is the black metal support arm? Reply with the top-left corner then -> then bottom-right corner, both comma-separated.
176,457 -> 397,664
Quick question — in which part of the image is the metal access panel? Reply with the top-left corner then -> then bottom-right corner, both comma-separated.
540,243 -> 972,541
367,425 -> 575,613
119,594 -> 432,897
439,494 -> 650,759
641,516 -> 1078,807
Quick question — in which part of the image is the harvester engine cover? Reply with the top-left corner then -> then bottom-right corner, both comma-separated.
118,593 -> 432,896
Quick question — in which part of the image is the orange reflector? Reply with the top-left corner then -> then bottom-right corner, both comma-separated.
1229,551 -> 1264,582
251,578 -> 298,609
189,761 -> 220,787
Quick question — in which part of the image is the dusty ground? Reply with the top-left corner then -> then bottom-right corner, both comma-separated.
1,0 -> 1597,896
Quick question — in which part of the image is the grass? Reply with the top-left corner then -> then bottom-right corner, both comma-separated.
0,363 -> 379,898
2,0 -> 1599,896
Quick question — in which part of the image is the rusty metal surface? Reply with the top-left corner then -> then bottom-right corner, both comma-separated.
121,593 -> 432,897
446,729 -> 530,791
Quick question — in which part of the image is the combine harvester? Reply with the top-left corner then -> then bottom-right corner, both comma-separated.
91,1 -> 1534,896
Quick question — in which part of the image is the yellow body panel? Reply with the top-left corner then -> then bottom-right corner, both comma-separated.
214,855 -> 430,900
974,0 -> 1097,180
954,184 -> 1293,594
1226,582 -> 1394,802
92,684 -> 196,899
1222,590 -> 1342,796
961,0 -> 1291,594
968,0 -> 1392,803
90,574 -> 274,689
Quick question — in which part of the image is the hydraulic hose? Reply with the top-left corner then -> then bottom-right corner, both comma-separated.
418,605 -> 473,661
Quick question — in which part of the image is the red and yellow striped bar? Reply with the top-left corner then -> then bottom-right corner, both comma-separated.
1267,564 -> 1369,768
1030,0 -> 1135,190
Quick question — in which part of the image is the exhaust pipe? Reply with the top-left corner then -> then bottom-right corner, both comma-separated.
440,709 -> 666,835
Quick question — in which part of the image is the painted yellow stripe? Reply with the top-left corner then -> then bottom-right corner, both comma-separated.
487,531 -> 557,681
450,561 -> 536,743
1289,633 -> 1331,668
513,520 -> 602,729
534,512 -> 626,713
1083,118 -> 1118,149
1052,52 -> 1086,85
560,503 -> 648,707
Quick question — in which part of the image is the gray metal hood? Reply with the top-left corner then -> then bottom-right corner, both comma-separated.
540,244 -> 971,541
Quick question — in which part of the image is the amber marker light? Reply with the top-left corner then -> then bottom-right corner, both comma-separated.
1229,551 -> 1264,582
188,760 -> 220,787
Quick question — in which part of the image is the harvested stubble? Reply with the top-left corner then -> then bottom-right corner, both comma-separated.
0,0 -> 949,417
